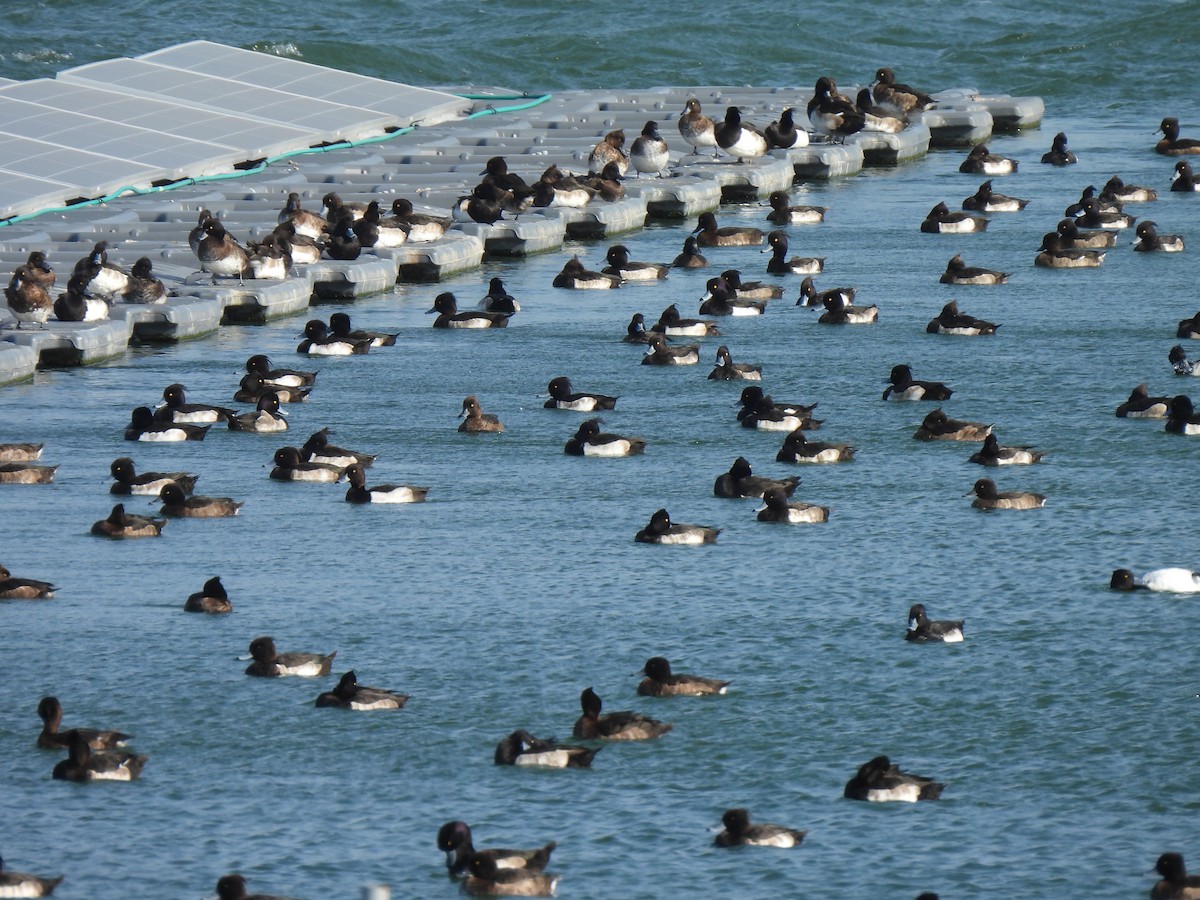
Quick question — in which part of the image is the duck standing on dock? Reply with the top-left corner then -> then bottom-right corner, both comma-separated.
678,98 -> 719,157
716,106 -> 768,162
196,219 -> 250,280
629,120 -> 671,176
807,76 -> 865,141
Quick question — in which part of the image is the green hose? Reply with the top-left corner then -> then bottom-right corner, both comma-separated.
0,92 -> 553,227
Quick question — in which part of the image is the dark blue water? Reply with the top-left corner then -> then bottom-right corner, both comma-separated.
2,5 -> 1200,899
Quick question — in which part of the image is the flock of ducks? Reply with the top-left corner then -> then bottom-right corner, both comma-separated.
4,67 -> 1200,897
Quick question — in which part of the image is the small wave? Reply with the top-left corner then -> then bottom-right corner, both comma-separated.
251,41 -> 302,59
13,48 -> 72,65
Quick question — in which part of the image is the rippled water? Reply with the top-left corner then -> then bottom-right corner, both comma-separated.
2,4 -> 1200,899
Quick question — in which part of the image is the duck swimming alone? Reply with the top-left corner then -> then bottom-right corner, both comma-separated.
155,383 -> 236,425
563,418 -> 645,457
843,755 -> 944,802
1166,395 -> 1200,434
636,656 -> 730,696
1114,384 -> 1170,418
961,180 -> 1029,213
1155,117 -> 1200,156
1035,231 -> 1106,268
1040,131 -> 1077,166
714,808 -> 807,848
51,733 -> 147,782
1148,852 -> 1200,899
920,201 -> 987,234
494,729 -> 600,768
708,344 -> 762,381
602,244 -> 668,281
671,236 -> 709,268
1171,160 -> 1200,192
766,190 -> 826,225
543,376 -> 618,411
634,508 -> 719,545
184,576 -> 232,613
571,686 -> 674,739
0,460 -> 56,484
775,428 -> 854,464
0,856 -> 63,897
315,670 -> 409,710
905,603 -> 964,642
228,393 -> 287,434
269,446 -> 345,483
913,408 -> 991,442
926,299 -> 999,335
428,292 -> 510,328
965,477 -> 1046,510
968,433 -> 1046,466
818,295 -> 878,324
156,482 -> 244,518
1133,221 -> 1184,252
342,463 -> 428,504
214,874 -> 297,900
755,486 -> 830,524
1110,568 -> 1200,594
458,395 -> 505,433
90,503 -> 165,539
244,636 -> 336,677
552,256 -> 622,289
938,254 -> 1009,285
478,277 -> 521,313
714,456 -> 800,499
958,144 -> 1017,175
36,696 -> 129,750
1,564 -> 56,600
642,332 -> 700,365
436,820 -> 557,877
763,230 -> 824,274
883,365 -> 953,401
692,212 -> 765,247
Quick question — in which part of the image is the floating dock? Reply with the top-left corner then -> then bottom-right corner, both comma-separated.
0,42 -> 1042,385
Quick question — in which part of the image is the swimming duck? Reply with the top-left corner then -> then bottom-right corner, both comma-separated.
0,442 -> 43,462
563,418 -> 645,457
965,477 -> 1046,510
714,456 -> 799,499
938,254 -> 1009,286
301,428 -> 376,468
636,656 -> 729,696
51,732 -> 147,782
1171,160 -> 1200,192
1115,384 -> 1170,418
623,313 -> 652,344
109,457 -> 197,496
90,503 -> 165,539
678,98 -> 719,156
766,190 -> 826,225
155,383 -> 236,424
124,406 -> 209,442
463,855 -> 560,897
1179,313 -> 1200,340
913,408 -> 991,441
53,278 -> 108,322
388,198 -> 452,243
764,107 -> 809,149
855,88 -> 906,133
1035,231 -> 1106,268
245,354 -> 317,389
428,292 -> 510,329
235,372 -> 311,405
228,393 -> 287,434
796,275 -> 854,307
763,230 -> 824,274
459,395 -> 504,433
671,236 -> 709,268
572,686 -> 674,738
739,392 -> 823,432
269,446 -> 345,482
121,257 -> 168,304
1110,568 -> 1200,594
0,856 -> 63,896
327,312 -> 397,348
634,508 -> 719,545
478,277 -> 521,313
494,730 -> 599,768
543,376 -> 618,411
1149,851 -> 1200,899
1155,118 -> 1200,156
1,564 -> 56,600
958,144 -> 1017,175
1040,131 -> 1077,165
871,67 -> 934,117
968,433 -> 1046,465
1166,395 -> 1200,434
343,463 -> 428,504
629,120 -> 671,176
4,265 -> 52,328
692,212 -> 765,247
552,256 -> 622,289
316,670 -> 409,710
699,278 -> 767,317
588,128 -> 629,176
297,319 -> 371,355
1056,218 -> 1116,249
818,295 -> 878,324
715,106 -> 768,162
156,482 -> 243,518
277,191 -> 327,239
0,461 -> 56,484
843,755 -> 944,802
1100,174 -> 1155,203
36,696 -> 128,750
244,636 -> 335,677
920,202 -> 987,234
184,576 -> 232,613
961,180 -> 1029,212
905,603 -> 964,642
720,269 -> 785,300
1134,221 -> 1184,252
1169,345 -> 1199,376
883,365 -> 952,401
807,75 -> 865,140
642,333 -> 700,365
714,808 -> 807,848
195,219 -> 250,280
925,299 -> 999,335
1075,196 -> 1135,230
775,428 -> 854,463
603,245 -> 668,281
214,874 -> 296,900
437,820 -> 557,877
755,486 -> 830,524
708,344 -> 762,381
